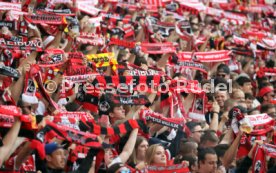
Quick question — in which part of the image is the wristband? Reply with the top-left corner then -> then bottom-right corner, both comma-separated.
213,111 -> 219,114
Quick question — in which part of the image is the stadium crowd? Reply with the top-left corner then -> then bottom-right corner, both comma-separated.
0,0 -> 276,172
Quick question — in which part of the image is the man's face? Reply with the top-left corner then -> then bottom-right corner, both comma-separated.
47,148 -> 67,169
217,71 -> 230,80
199,154 -> 218,173
215,91 -> 229,108
242,82 -> 253,94
264,91 -> 275,102
233,91 -> 245,102
109,105 -> 126,121
191,125 -> 203,144
245,99 -> 253,110
21,103 -> 38,115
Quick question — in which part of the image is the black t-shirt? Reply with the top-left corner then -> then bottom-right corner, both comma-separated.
45,167 -> 65,173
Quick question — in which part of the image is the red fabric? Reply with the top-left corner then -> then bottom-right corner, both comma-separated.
5,155 -> 35,172
142,163 -> 190,173
258,86 -> 274,97
30,139 -> 45,160
252,145 -> 266,173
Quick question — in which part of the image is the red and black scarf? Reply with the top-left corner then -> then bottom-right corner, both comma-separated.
85,119 -> 148,136
140,162 -> 190,173
91,75 -> 163,93
139,108 -> 185,130
37,121 -> 101,148
108,94 -> 150,105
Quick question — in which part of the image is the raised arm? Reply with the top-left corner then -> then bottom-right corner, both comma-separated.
0,117 -> 21,167
119,128 -> 139,163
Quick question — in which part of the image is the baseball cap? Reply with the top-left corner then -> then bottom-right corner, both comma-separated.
45,142 -> 63,155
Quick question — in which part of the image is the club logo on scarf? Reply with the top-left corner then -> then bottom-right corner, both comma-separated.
99,101 -> 110,112
27,79 -> 36,93
254,160 -> 261,173
110,95 -> 150,105
195,98 -> 203,111
36,130 -> 45,143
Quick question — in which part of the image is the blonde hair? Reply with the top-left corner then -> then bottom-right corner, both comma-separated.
145,144 -> 164,165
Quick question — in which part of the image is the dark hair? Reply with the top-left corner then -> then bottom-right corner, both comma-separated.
245,93 -> 255,100
134,55 -> 147,66
266,59 -> 275,68
214,144 -> 229,158
236,76 -> 251,87
260,103 -> 275,113
213,77 -> 229,91
186,121 -> 201,132
217,64 -> 230,74
198,147 -> 217,163
65,102 -> 82,111
256,76 -> 269,89
174,155 -> 198,170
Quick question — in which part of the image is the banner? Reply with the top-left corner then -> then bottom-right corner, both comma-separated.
177,50 -> 231,62
77,1 -> 101,16
0,65 -> 20,79
76,37 -> 105,46
0,21 -> 18,31
245,114 -> 274,127
24,14 -> 67,25
0,2 -> 21,11
37,8 -> 74,16
126,69 -> 164,76
261,143 -> 276,158
0,105 -> 35,130
174,61 -> 207,74
139,108 -> 185,130
67,52 -> 84,59
108,38 -> 136,49
141,42 -> 176,54
40,49 -> 65,65
63,73 -> 99,83
0,37 -> 43,51
86,52 -> 117,68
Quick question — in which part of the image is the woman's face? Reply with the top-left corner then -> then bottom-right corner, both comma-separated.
152,146 -> 166,165
137,140 -> 149,159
